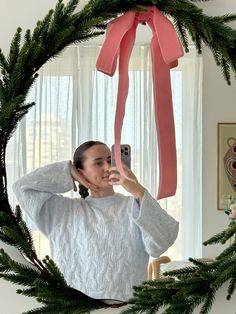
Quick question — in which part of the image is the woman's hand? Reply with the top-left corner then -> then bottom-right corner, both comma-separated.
70,162 -> 99,192
109,164 -> 145,200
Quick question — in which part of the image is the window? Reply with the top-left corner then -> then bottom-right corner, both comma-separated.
7,45 -> 202,261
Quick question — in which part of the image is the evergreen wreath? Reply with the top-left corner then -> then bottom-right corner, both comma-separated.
1,0 -> 236,313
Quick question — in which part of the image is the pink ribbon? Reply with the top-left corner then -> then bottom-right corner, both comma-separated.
96,7 -> 183,199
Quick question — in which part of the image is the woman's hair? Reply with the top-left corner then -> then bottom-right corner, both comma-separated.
73,140 -> 106,198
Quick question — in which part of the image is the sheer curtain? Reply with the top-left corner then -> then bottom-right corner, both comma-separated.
6,45 -> 202,260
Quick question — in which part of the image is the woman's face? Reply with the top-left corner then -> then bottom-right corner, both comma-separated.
80,144 -> 112,188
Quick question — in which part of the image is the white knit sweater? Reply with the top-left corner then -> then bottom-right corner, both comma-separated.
13,161 -> 179,301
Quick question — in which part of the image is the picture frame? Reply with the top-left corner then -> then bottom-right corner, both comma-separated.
217,123 -> 236,210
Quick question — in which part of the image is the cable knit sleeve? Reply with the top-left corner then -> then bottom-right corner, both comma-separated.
132,189 -> 179,257
12,161 -> 75,236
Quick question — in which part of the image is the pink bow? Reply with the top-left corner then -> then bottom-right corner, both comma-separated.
96,7 -> 183,199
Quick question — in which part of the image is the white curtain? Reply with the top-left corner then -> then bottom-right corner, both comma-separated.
6,45 -> 202,260
180,49 -> 203,259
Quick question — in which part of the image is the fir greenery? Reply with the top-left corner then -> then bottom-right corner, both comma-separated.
1,0 -> 236,313
122,222 -> 236,314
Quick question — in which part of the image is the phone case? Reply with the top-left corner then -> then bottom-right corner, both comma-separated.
111,144 -> 131,168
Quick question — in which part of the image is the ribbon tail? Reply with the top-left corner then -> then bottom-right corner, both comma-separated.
114,25 -> 137,179
151,36 -> 177,200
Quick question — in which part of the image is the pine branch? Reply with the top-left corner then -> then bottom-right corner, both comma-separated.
0,249 -> 40,280
163,266 -> 198,279
157,0 -> 236,83
226,275 -> 236,300
174,20 -> 190,53
22,304 -> 81,314
63,0 -> 80,17
0,100 -> 35,147
0,48 -> 10,73
17,287 -> 38,298
211,258 -> 236,290
188,258 -> 217,271
8,28 -> 22,74
31,10 -> 54,44
42,256 -> 68,287
0,225 -> 35,257
24,29 -> 32,45
0,210 -> 45,273
0,273 -> 32,286
0,248 -> 106,313
203,222 -> 236,245
199,290 -> 216,314
216,240 -> 236,260
221,57 -> 231,85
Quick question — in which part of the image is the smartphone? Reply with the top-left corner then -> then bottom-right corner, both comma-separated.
111,144 -> 131,168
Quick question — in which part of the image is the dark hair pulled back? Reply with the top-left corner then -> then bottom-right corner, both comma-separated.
73,140 -> 106,199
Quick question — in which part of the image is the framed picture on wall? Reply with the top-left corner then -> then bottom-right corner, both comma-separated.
217,123 -> 236,210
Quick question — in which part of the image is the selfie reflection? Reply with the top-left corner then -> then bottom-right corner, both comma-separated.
13,140 -> 179,302
6,44 -> 202,302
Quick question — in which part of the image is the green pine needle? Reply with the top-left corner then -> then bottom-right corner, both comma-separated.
42,256 -> 68,287
8,28 -> 22,73
199,290 -> 216,314
226,276 -> 236,300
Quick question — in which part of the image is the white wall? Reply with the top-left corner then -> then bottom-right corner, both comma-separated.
0,0 -> 59,54
202,47 -> 236,257
197,0 -> 236,257
1,0 -> 236,313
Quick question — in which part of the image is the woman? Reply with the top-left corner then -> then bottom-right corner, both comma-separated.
13,140 -> 178,303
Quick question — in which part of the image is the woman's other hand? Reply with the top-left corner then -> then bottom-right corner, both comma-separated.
109,164 -> 145,200
70,162 -> 99,192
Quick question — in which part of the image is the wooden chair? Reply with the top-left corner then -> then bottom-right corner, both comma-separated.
147,256 -> 171,280
147,257 -> 215,280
